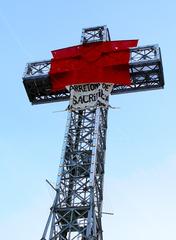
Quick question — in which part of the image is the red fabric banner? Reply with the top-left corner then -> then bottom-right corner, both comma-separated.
49,40 -> 138,92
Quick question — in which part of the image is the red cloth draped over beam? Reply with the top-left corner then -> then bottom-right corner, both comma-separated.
49,40 -> 138,92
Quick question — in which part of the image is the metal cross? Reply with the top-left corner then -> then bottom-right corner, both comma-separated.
23,25 -> 164,240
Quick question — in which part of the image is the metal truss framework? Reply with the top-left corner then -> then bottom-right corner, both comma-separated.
23,44 -> 164,105
42,107 -> 107,240
22,26 -> 164,240
40,25 -> 110,240
80,26 -> 111,43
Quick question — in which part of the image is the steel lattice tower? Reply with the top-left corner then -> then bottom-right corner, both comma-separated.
41,26 -> 110,240
23,26 -> 164,240
41,106 -> 108,240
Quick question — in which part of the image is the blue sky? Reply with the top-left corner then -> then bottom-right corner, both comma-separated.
1,0 -> 176,239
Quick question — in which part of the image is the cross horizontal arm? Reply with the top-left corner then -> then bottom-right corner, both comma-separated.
23,44 -> 164,105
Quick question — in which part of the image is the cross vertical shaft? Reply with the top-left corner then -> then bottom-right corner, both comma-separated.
41,26 -> 110,240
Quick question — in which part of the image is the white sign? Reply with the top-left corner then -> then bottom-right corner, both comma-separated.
67,83 -> 113,110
